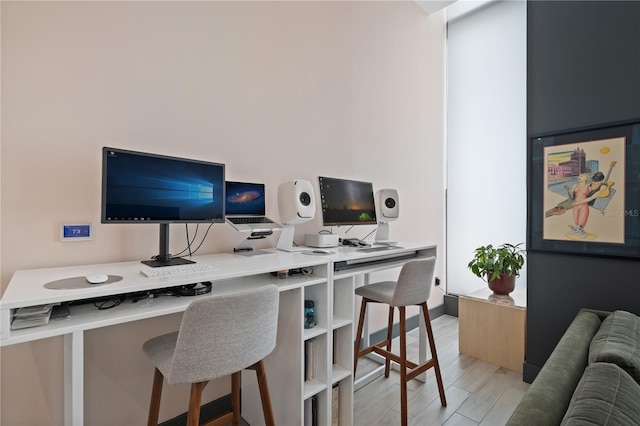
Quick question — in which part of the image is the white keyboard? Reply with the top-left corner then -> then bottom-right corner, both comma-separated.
140,262 -> 217,278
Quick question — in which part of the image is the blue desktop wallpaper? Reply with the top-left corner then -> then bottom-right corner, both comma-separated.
104,150 -> 225,222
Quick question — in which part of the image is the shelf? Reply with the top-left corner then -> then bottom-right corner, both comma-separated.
332,317 -> 351,330
303,379 -> 327,399
331,364 -> 351,384
304,325 -> 327,341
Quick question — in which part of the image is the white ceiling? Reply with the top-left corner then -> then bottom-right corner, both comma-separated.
415,0 -> 457,15
415,0 -> 501,21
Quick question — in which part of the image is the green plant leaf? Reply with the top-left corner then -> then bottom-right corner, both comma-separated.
468,242 -> 526,281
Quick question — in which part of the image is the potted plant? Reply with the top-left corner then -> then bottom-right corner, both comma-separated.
467,243 -> 525,295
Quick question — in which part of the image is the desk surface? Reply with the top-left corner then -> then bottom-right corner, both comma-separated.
1,251 -> 325,310
1,242 -> 432,309
0,242 -> 435,346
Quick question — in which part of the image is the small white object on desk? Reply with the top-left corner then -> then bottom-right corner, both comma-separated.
139,262 -> 217,278
313,249 -> 332,255
301,249 -> 334,255
85,274 -> 109,284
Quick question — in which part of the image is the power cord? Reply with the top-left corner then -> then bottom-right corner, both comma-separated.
172,223 -> 215,259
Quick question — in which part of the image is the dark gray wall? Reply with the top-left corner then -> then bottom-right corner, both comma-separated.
525,1 -> 640,382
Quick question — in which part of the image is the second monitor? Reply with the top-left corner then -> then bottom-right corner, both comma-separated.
318,176 -> 377,226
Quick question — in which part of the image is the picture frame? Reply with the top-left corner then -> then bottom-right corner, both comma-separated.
528,119 -> 640,258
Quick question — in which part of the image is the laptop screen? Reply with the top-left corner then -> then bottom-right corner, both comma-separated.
225,181 -> 266,216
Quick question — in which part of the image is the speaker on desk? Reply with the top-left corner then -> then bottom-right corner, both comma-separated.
277,180 -> 316,252
376,189 -> 399,222
278,179 -> 315,225
375,188 -> 399,242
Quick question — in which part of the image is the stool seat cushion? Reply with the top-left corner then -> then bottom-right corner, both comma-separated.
143,331 -> 179,380
355,281 -> 397,306
355,257 -> 436,307
142,285 -> 279,385
143,285 -> 279,426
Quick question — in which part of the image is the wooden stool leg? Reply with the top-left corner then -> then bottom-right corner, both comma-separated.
399,307 -> 408,426
187,382 -> 206,426
422,302 -> 447,407
252,360 -> 276,426
384,306 -> 394,378
148,368 -> 164,426
354,298 -> 368,373
231,372 -> 240,426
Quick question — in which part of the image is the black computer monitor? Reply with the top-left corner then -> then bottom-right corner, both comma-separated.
101,147 -> 225,267
318,176 -> 377,226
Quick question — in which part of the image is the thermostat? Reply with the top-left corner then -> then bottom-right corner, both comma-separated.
61,223 -> 92,241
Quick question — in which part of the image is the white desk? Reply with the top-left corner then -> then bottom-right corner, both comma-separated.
0,242 -> 436,426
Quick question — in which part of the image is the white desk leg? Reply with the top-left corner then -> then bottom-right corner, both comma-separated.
362,273 -> 370,348
64,331 -> 84,426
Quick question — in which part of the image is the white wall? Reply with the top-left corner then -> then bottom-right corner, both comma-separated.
446,0 -> 527,295
0,2 -> 446,424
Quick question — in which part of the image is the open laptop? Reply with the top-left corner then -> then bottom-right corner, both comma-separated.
225,181 -> 283,232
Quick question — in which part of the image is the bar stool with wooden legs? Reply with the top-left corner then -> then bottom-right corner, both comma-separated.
353,257 -> 446,426
142,285 -> 279,426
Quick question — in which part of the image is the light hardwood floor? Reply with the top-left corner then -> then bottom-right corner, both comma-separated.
353,314 -> 529,426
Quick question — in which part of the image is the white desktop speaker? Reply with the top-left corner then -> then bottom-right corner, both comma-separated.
278,179 -> 315,225
376,189 -> 399,222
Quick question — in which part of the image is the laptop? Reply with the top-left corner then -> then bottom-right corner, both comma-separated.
225,181 -> 283,233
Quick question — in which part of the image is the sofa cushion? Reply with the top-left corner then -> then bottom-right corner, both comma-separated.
561,362 -> 640,426
589,310 -> 640,383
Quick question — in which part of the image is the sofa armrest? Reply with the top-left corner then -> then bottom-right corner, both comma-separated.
506,309 -> 606,426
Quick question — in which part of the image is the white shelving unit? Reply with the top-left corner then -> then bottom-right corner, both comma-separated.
302,280 -> 330,426
330,273 -> 355,426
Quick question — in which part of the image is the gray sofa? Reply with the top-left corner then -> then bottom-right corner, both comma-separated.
506,308 -> 640,425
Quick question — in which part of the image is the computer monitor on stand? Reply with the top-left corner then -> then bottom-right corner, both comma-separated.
101,147 -> 226,267
317,176 -> 377,246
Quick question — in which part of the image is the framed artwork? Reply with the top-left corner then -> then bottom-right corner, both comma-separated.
529,119 -> 640,258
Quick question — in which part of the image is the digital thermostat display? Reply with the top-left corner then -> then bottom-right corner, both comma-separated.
61,224 -> 92,241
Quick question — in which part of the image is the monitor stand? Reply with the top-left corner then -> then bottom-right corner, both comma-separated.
233,230 -> 275,256
141,257 -> 194,268
141,224 -> 196,268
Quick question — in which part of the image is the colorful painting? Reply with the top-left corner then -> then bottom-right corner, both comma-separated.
543,137 -> 625,244
529,119 -> 640,259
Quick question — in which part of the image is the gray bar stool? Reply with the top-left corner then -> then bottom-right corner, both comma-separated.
353,257 -> 446,426
142,285 -> 279,426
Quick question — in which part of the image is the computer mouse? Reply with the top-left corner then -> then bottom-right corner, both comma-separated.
85,274 -> 109,284
313,249 -> 332,254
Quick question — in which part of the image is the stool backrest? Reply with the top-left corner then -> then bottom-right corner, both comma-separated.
168,285 -> 279,384
392,257 -> 436,307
